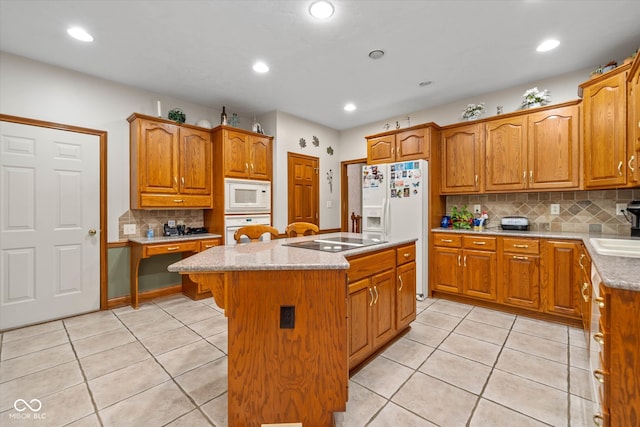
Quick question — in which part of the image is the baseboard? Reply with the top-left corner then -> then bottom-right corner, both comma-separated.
107,284 -> 183,309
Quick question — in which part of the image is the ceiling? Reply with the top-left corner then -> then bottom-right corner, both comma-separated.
1,0 -> 639,130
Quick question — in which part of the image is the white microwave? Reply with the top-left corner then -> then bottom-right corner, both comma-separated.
224,178 -> 271,213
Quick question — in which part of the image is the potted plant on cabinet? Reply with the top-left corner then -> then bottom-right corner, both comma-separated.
451,205 -> 473,229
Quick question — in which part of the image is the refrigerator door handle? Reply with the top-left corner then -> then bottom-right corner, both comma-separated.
384,197 -> 391,235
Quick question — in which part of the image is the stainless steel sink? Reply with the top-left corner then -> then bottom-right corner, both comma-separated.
589,238 -> 640,258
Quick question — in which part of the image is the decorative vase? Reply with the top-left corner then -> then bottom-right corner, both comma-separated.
526,102 -> 541,109
466,115 -> 479,121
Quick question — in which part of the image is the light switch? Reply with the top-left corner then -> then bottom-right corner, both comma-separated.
326,200 -> 333,208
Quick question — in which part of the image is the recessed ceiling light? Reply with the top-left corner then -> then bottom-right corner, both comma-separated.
536,39 -> 560,52
344,103 -> 356,112
309,1 -> 334,19
418,80 -> 433,87
67,27 -> 94,42
368,49 -> 385,60
253,61 -> 269,73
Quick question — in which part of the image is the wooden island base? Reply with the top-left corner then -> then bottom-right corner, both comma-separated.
188,269 -> 348,426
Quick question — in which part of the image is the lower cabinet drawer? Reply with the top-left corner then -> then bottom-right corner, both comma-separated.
144,241 -> 199,256
347,249 -> 395,282
502,237 -> 540,255
199,239 -> 220,250
396,244 -> 416,265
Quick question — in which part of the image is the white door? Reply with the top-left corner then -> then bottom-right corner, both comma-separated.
0,121 -> 101,330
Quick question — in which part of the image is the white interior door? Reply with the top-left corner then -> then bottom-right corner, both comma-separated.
0,121 -> 100,330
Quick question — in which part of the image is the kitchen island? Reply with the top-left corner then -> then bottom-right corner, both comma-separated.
168,232 -> 417,426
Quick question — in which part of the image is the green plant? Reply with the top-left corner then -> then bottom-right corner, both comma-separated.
168,108 -> 186,123
451,205 -> 473,229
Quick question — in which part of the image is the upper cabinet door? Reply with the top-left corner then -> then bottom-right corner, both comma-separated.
138,120 -> 179,194
527,104 -> 580,190
367,135 -> 395,164
249,135 -> 271,180
179,127 -> 212,195
485,116 -> 527,191
628,55 -> 640,185
223,129 -> 250,178
396,128 -> 428,161
582,69 -> 628,188
441,124 -> 483,193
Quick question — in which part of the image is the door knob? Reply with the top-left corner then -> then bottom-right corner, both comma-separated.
88,229 -> 97,236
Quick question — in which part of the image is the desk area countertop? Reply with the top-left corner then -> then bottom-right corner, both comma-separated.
129,233 -> 221,245
168,232 -> 417,273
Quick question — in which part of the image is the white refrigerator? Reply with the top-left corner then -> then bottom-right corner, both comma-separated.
362,159 -> 429,299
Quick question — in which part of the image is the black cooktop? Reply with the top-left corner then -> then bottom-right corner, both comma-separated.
284,237 -> 385,253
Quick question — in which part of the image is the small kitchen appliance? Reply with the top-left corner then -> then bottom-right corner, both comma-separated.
501,216 -> 529,231
627,200 -> 640,237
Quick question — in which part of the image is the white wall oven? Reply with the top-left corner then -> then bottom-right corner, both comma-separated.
224,178 -> 271,214
224,214 -> 272,245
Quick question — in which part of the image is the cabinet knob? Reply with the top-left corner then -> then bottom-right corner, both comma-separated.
593,332 -> 605,345
593,369 -> 606,383
595,296 -> 605,309
403,252 -> 410,258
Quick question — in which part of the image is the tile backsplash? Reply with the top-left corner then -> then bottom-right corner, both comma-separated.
446,189 -> 639,236
118,209 -> 204,240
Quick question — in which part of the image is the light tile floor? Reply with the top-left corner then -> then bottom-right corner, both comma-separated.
0,295 -> 596,426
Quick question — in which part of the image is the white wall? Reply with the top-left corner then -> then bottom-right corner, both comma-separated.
338,68 -> 591,160
0,52 -> 250,242
268,111 -> 341,231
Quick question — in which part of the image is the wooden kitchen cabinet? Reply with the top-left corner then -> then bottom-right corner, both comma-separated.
216,127 -> 272,180
499,237 -> 540,310
347,243 -> 416,370
396,244 -> 417,331
590,278 -> 640,427
542,240 -> 581,319
580,64 -> 630,188
440,123 -> 483,193
431,233 -> 497,302
628,53 -> 640,185
128,113 -> 213,209
485,103 -> 580,192
365,125 -> 436,164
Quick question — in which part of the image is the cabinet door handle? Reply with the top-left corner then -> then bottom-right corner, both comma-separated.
618,160 -> 623,176
595,296 -> 605,309
203,244 -> 215,249
174,176 -> 178,185
181,176 -> 185,186
529,170 -> 533,183
581,283 -> 590,302
593,369 -> 606,383
173,199 -> 184,203
513,255 -> 529,260
373,286 -> 379,304
457,255 -> 461,266
441,239 -> 453,243
368,287 -> 374,306
593,332 -> 605,345
593,414 -> 604,427
513,244 -> 529,248
167,246 -> 180,251
463,255 -> 467,267
523,170 -> 527,184
578,253 -> 586,268
245,162 -> 249,171
472,241 -> 486,245
251,163 -> 254,171
398,275 -> 404,292
392,147 -> 395,157
474,174 -> 478,187
629,155 -> 636,173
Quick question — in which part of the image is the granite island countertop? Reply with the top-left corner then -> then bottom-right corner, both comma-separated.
168,232 -> 417,273
432,227 -> 640,292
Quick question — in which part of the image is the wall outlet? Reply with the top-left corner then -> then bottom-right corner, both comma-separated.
473,204 -> 482,214
123,224 -> 136,235
550,204 -> 560,215
326,200 -> 333,208
616,203 -> 627,216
